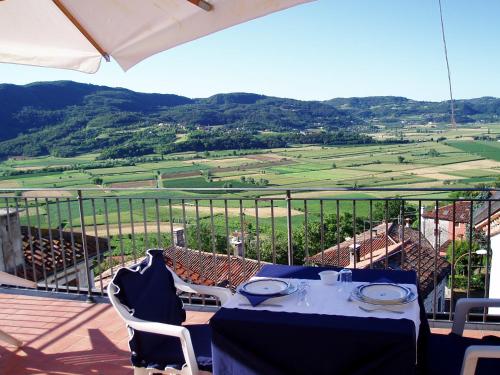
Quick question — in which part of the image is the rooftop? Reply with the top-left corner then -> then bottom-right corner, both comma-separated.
306,223 -> 451,297
422,201 -> 472,223
98,247 -> 268,290
163,246 -> 268,289
474,191 -> 500,225
20,227 -> 107,284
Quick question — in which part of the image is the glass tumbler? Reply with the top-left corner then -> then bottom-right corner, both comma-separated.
296,281 -> 311,307
339,268 -> 353,283
338,268 -> 353,293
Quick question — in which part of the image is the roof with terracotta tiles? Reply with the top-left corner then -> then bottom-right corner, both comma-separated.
20,227 -> 106,282
306,223 -> 450,298
164,247 -> 268,289
372,226 -> 451,297
421,201 -> 472,223
306,222 -> 395,267
96,247 -> 267,291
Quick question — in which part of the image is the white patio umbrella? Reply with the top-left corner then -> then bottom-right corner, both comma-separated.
0,0 -> 313,73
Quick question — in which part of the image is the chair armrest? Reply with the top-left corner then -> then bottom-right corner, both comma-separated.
167,266 -> 233,304
452,298 -> 500,335
125,314 -> 188,338
180,284 -> 233,304
461,345 -> 500,375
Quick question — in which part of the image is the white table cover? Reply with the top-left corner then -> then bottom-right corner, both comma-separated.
224,278 -> 421,339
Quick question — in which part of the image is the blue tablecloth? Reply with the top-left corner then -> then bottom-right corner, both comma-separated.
210,265 -> 430,375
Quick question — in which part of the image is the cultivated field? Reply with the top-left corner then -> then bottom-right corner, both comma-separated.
1,123 -> 499,252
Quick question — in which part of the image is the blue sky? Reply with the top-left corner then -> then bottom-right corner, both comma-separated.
0,0 -> 498,101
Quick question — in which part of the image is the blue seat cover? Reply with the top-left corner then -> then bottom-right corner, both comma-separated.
425,332 -> 500,375
111,249 -> 212,371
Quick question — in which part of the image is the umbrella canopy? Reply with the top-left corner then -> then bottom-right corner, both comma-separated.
0,0 -> 313,73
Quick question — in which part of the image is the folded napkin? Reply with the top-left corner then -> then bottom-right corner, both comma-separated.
238,289 -> 285,307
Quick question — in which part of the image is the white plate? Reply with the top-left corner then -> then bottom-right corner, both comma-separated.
358,283 -> 411,304
241,279 -> 290,296
351,286 -> 416,305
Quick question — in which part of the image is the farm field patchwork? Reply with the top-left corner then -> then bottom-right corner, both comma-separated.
2,127 -> 500,255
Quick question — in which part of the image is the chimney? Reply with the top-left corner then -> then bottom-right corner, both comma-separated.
173,228 -> 185,247
233,240 -> 243,257
0,209 -> 24,274
405,218 -> 411,228
349,243 -> 361,264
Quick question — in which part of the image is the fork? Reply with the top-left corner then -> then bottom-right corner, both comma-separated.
358,305 -> 404,314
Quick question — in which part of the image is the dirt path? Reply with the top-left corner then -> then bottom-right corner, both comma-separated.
109,180 -> 156,188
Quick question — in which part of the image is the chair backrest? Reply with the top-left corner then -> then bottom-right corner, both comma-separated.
110,249 -> 187,369
453,298 -> 500,335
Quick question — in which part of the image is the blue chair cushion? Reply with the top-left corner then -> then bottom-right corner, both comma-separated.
111,249 -> 189,369
169,324 -> 213,371
424,332 -> 500,375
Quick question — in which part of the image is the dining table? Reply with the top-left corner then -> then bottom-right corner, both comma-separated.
209,264 -> 430,375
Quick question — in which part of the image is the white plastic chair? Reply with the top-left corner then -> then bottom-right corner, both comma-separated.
108,264 -> 232,375
451,298 -> 500,375
427,298 -> 500,375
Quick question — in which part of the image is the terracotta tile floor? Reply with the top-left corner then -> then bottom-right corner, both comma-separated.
0,293 -> 498,375
0,293 -> 212,375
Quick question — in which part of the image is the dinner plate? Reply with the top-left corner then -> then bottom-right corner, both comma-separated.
351,284 -> 416,305
241,279 -> 290,296
359,283 -> 410,303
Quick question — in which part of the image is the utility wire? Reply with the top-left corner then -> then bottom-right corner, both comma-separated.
438,0 -> 457,129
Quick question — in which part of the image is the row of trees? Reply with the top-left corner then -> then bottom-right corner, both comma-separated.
158,129 -> 379,155
240,176 -> 269,186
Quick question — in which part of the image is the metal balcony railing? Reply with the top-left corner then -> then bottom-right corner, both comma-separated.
0,187 -> 499,324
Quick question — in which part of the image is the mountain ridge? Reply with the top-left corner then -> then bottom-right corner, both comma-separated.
1,81 -> 499,158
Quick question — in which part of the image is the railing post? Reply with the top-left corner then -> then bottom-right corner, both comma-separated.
286,190 -> 293,265
77,190 -> 94,303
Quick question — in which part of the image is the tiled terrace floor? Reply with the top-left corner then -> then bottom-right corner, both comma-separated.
0,292 -> 498,375
0,293 -> 212,374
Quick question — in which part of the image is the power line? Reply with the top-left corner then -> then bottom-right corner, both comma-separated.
438,0 -> 457,129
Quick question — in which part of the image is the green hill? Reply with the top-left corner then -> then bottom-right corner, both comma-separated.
1,81 -> 500,158
0,81 -> 359,157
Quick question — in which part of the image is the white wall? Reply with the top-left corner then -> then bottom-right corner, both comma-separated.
0,213 -> 23,273
488,233 -> 500,315
421,216 -> 449,250
77,266 -> 95,289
